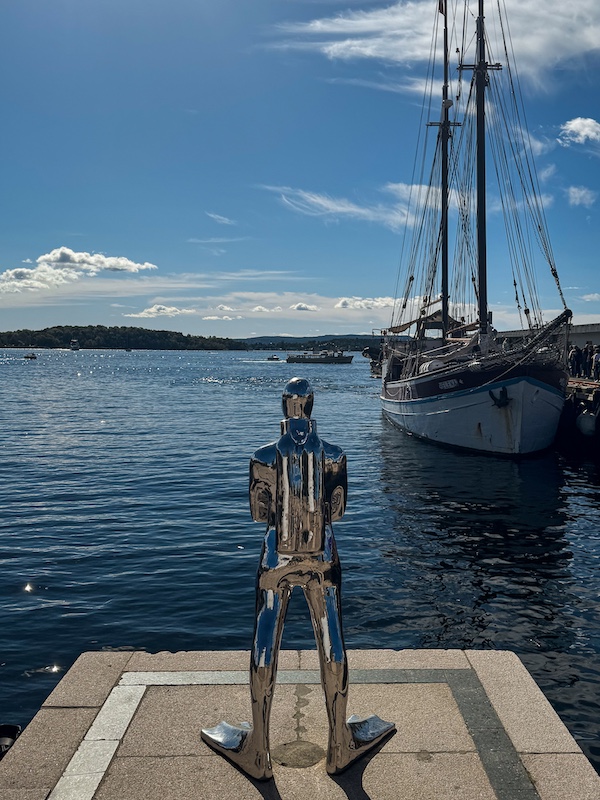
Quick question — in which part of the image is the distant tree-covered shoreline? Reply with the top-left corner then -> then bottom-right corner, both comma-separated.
0,325 -> 248,351
0,325 -> 383,352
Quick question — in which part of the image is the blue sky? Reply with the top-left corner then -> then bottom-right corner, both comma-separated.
1,0 -> 599,338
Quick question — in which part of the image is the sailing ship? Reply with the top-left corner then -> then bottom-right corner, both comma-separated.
380,0 -> 571,455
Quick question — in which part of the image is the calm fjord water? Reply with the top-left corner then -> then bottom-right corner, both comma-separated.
1,348 -> 599,772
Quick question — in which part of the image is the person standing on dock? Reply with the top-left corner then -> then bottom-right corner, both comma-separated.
583,343 -> 594,379
593,347 -> 600,381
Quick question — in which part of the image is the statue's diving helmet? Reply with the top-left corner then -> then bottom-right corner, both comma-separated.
282,377 -> 314,419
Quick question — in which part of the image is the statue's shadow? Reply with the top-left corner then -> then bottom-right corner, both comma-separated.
329,730 -> 395,800
242,731 -> 395,800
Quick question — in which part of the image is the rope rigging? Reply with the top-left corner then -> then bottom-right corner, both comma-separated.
388,0 -> 568,346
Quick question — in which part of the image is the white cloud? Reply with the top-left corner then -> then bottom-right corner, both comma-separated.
558,117 -> 600,146
581,293 -> 600,302
252,305 -> 283,313
289,302 -> 320,311
275,1 -> 600,86
205,212 -> 237,225
125,304 -> 196,318
566,186 -> 598,207
335,296 -> 395,310
215,304 -> 237,311
0,247 -> 157,294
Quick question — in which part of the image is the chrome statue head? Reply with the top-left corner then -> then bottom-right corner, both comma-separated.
282,377 -> 314,419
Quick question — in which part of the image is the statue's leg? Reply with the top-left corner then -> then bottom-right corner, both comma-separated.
247,581 -> 291,775
304,573 -> 350,773
304,569 -> 395,775
201,576 -> 290,781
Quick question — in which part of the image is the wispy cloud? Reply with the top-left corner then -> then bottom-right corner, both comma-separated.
516,126 -> 554,157
566,186 -> 598,207
263,181 -> 496,230
274,1 -> 600,87
262,183 -> 417,230
202,314 -> 244,321
581,293 -> 600,302
124,304 -> 196,318
539,164 -> 557,182
326,75 -> 434,96
0,247 -> 157,294
205,212 -> 237,225
214,269 -> 300,282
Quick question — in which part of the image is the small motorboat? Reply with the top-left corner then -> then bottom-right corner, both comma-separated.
267,355 -> 280,361
23,353 -> 37,360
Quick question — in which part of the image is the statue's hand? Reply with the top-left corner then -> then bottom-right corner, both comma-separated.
250,484 -> 271,523
330,485 -> 345,521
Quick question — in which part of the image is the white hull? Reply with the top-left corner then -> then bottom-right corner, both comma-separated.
381,376 -> 564,455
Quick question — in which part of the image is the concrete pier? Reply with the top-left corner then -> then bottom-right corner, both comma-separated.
1,649 -> 598,799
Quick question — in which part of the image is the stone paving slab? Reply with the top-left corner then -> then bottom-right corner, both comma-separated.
465,651 -> 580,754
1,649 -> 599,800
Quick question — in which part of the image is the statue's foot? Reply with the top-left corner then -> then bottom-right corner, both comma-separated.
200,722 -> 273,781
326,714 -> 395,775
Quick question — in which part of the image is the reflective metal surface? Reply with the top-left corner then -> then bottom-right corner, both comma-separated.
201,377 -> 395,780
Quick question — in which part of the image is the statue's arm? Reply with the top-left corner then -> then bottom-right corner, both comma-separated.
323,442 -> 347,522
249,443 -> 277,523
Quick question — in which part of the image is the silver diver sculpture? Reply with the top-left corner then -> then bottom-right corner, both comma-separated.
201,377 -> 395,780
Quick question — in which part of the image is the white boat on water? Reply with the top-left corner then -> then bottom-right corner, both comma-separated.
287,350 -> 353,364
380,0 -> 571,456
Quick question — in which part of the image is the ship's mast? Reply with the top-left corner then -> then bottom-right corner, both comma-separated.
440,1 -> 450,339
475,0 -> 488,338
457,0 -> 500,340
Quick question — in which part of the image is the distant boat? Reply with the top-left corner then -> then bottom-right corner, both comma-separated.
267,354 -> 280,361
70,339 -> 80,351
23,353 -> 37,360
286,350 -> 353,364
